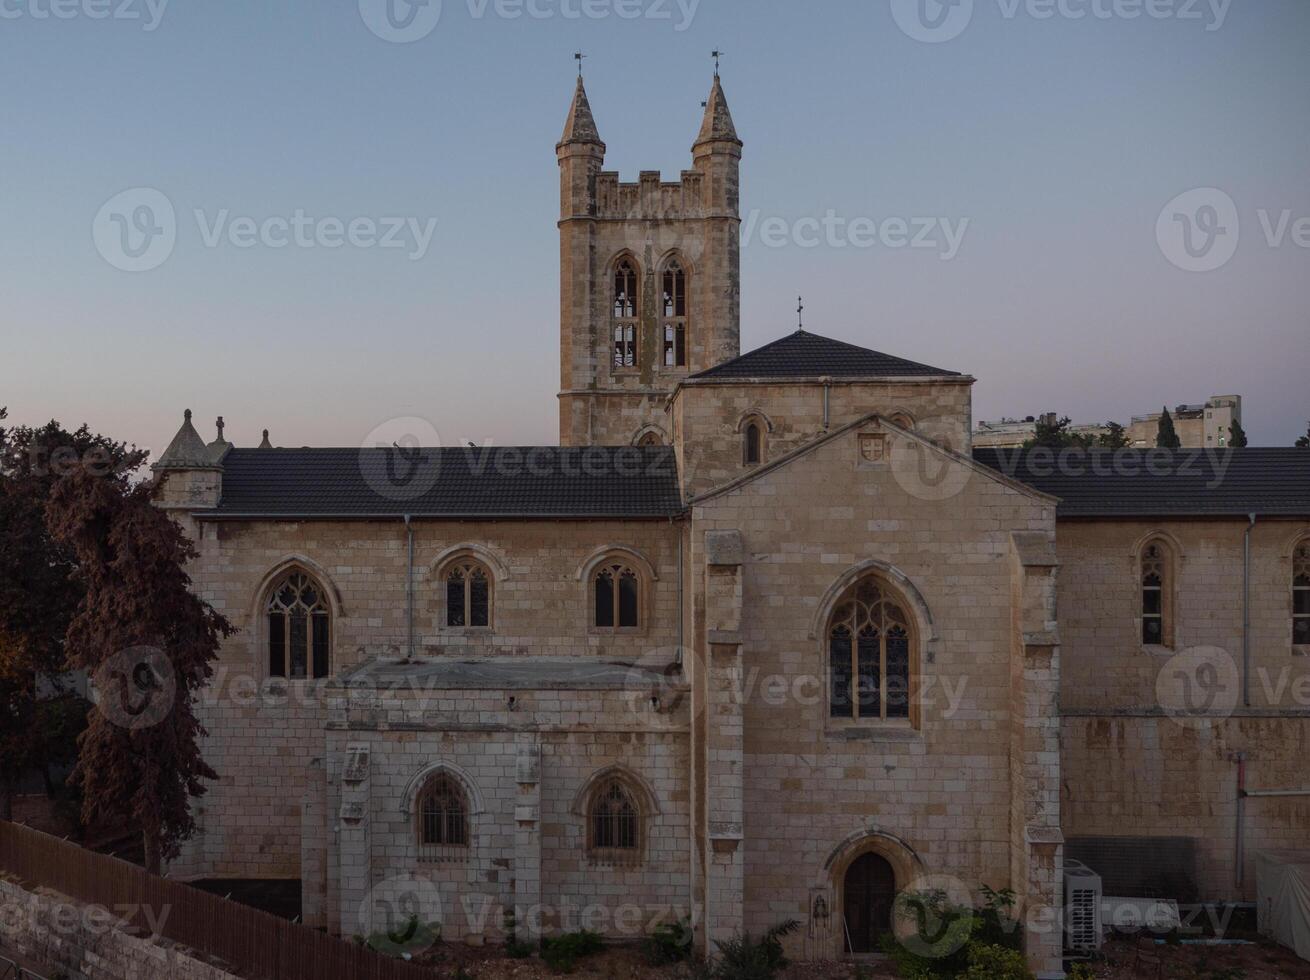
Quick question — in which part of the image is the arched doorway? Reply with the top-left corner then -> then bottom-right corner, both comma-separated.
844,852 -> 896,953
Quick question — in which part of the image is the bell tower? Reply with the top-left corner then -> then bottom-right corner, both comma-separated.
557,72 -> 743,447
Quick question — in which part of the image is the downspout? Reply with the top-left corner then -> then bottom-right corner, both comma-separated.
1243,514 -> 1256,708
1235,753 -> 1246,893
677,525 -> 685,668
822,381 -> 831,431
404,515 -> 414,660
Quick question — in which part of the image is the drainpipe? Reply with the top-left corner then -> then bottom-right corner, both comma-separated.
676,526 -> 684,669
822,381 -> 831,431
1235,753 -> 1246,893
404,515 -> 414,660
1243,514 -> 1256,708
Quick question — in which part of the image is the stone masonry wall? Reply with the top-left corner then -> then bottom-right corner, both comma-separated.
174,519 -> 682,880
0,877 -> 237,980
688,420 -> 1056,960
1057,519 -> 1310,900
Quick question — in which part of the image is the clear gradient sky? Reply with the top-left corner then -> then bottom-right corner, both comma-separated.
1,0 -> 1307,458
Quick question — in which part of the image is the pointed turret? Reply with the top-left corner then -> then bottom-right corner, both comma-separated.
694,74 -> 741,149
154,409 -> 215,471
558,76 -> 604,150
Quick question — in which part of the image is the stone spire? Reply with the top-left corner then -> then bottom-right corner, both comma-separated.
259,429 -> 273,449
154,409 -> 218,471
559,75 -> 604,149
695,74 -> 740,148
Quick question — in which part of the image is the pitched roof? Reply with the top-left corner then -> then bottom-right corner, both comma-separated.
687,330 -> 961,381
206,446 -> 683,520
974,447 -> 1310,518
695,75 -> 740,146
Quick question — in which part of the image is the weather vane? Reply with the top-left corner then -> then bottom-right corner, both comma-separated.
574,51 -> 586,77
797,296 -> 804,331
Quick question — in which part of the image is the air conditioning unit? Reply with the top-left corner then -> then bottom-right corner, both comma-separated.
1065,859 -> 1104,952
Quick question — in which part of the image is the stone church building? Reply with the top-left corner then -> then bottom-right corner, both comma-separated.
150,75 -> 1310,976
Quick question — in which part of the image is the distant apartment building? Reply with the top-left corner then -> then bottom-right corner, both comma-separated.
1127,395 -> 1243,448
974,396 -> 1243,449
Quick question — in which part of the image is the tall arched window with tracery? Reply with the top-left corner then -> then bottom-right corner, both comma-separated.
1294,540 -> 1310,647
266,571 -> 331,679
588,779 -> 639,861
613,258 -> 639,369
662,259 -> 688,368
1141,540 -> 1174,647
416,773 -> 469,862
828,577 -> 914,723
445,559 -> 492,629
593,560 -> 641,631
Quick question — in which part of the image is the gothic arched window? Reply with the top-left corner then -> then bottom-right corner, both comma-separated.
1294,540 -> 1310,647
662,259 -> 688,369
613,258 -> 639,369
594,561 -> 641,631
266,571 -> 331,680
588,779 -> 639,858
416,773 -> 469,861
743,419 -> 764,466
1141,540 -> 1174,647
445,559 -> 492,629
828,577 -> 914,723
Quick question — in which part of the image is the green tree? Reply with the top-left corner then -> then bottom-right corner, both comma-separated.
1156,407 -> 1182,449
45,459 -> 233,873
0,408 -> 145,821
1023,415 -> 1094,449
1098,421 -> 1130,449
1296,423 -> 1309,449
1228,418 -> 1249,448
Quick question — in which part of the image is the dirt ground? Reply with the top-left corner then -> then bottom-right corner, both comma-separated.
410,937 -> 1310,979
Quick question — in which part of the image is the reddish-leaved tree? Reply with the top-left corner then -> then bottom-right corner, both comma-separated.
47,468 -> 232,873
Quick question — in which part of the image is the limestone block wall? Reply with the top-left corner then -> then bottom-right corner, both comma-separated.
687,422 -> 1055,959
322,686 -> 691,942
672,379 -> 974,500
175,518 -> 683,880
0,878 -> 238,980
1056,518 -> 1310,900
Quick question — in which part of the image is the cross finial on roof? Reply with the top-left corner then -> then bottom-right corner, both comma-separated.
712,49 -> 723,76
574,51 -> 586,77
215,416 -> 225,441
797,296 -> 804,332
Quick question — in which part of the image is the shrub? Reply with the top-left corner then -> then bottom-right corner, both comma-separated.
502,909 -> 533,959
960,942 -> 1035,980
643,917 -> 695,965
540,928 -> 604,973
882,890 -> 976,978
1067,963 -> 1096,980
711,919 -> 799,980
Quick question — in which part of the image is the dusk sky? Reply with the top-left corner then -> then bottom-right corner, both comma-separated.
2,0 -> 1307,458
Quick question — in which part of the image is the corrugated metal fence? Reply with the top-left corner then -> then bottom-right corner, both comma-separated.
0,822 -> 435,980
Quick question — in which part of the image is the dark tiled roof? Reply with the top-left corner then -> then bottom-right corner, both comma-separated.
974,447 -> 1310,518
688,330 -> 961,381
207,447 -> 683,519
